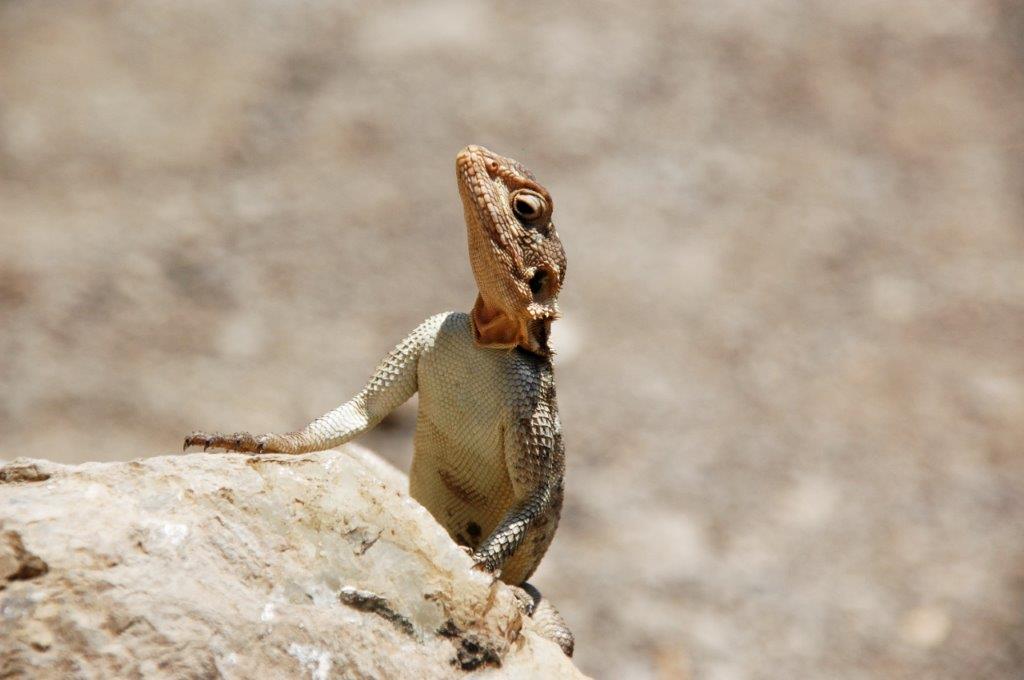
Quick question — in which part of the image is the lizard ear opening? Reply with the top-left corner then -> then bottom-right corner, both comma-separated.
471,295 -> 521,349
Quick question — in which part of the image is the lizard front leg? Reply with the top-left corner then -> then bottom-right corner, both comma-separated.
472,361 -> 565,574
184,314 -> 446,455
471,482 -> 561,572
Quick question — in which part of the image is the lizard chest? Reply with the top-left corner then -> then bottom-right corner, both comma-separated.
410,317 -> 525,521
415,318 -> 517,437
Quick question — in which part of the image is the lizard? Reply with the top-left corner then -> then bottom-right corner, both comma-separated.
184,145 -> 575,656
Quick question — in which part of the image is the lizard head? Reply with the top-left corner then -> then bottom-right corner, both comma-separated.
455,145 -> 566,357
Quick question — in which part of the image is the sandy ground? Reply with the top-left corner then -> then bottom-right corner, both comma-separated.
2,2 -> 1023,678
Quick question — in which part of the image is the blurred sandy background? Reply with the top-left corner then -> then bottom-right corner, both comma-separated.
2,1 -> 1024,678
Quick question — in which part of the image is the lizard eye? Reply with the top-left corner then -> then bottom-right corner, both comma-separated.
511,190 -> 547,224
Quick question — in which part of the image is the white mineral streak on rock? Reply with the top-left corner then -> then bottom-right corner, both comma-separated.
0,447 -> 587,679
160,522 -> 189,545
288,642 -> 333,680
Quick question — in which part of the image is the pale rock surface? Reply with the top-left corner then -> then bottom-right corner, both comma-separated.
0,447 -> 586,679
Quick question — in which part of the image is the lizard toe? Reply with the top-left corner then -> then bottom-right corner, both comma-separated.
183,431 -> 213,452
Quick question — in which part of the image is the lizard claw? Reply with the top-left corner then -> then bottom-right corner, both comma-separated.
183,431 -> 212,452
467,549 -> 500,578
456,545 -> 494,574
509,585 -> 537,616
183,431 -> 267,454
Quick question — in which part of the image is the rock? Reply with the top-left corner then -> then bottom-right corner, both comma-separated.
0,447 -> 586,679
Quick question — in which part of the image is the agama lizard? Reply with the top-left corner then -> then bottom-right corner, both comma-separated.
184,145 -> 574,656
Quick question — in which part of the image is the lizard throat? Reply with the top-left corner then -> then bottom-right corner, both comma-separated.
471,295 -> 553,357
527,318 -> 553,357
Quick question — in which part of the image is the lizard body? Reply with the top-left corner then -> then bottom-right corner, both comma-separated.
185,145 -> 573,656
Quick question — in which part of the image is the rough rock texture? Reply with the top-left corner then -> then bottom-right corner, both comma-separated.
0,448 -> 586,679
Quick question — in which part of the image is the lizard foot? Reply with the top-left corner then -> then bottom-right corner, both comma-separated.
508,585 -> 537,616
516,582 -> 574,657
468,549 -> 503,578
460,546 -> 501,578
183,431 -> 275,453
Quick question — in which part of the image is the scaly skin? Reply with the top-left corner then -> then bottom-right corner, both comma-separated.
185,146 -> 573,656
